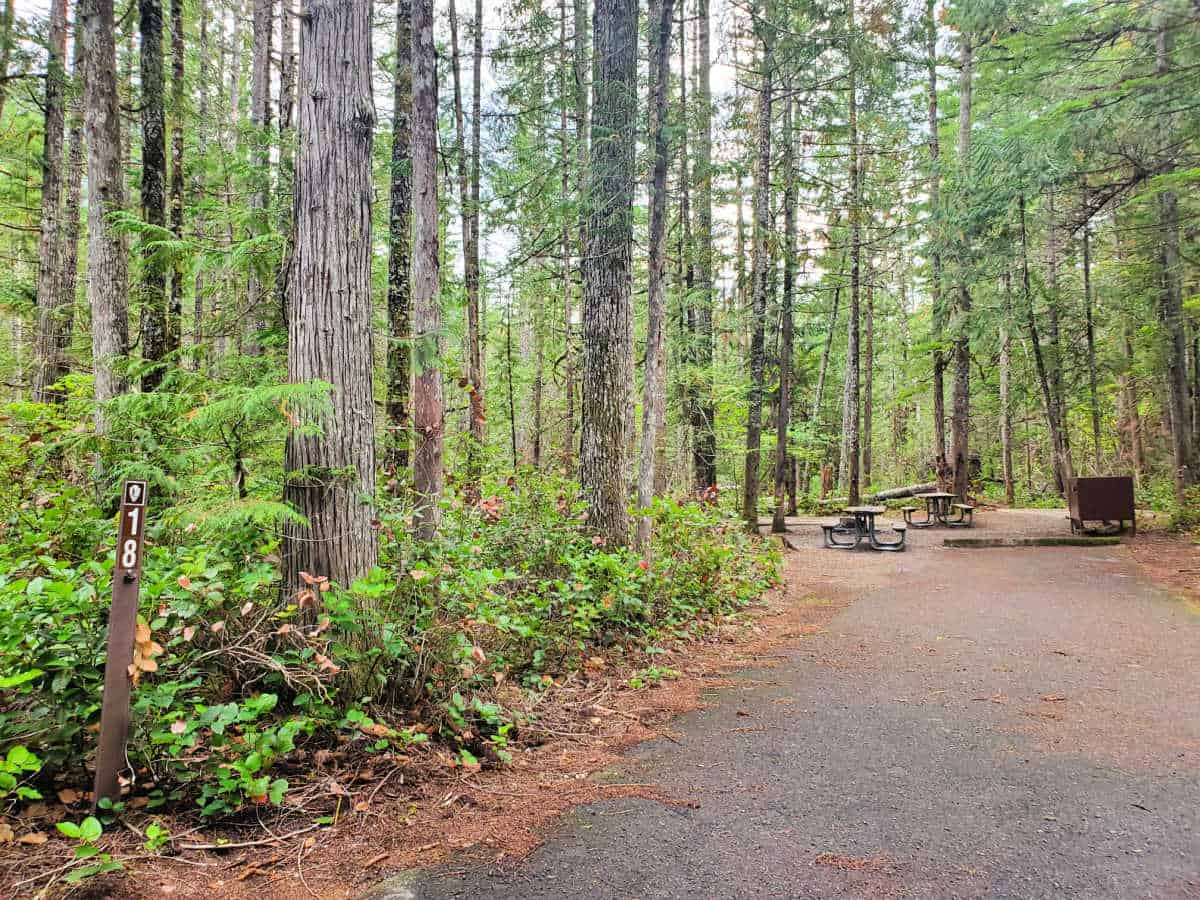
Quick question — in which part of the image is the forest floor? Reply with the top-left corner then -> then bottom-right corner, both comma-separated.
7,509 -> 1199,899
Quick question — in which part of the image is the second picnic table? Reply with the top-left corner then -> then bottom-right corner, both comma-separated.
904,492 -> 974,528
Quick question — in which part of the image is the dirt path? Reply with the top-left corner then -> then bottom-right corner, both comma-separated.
377,511 -> 1200,899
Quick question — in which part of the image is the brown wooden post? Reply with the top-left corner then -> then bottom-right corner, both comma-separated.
93,480 -> 148,807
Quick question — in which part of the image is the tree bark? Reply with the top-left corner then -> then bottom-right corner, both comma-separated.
386,0 -> 413,472
742,6 -> 773,527
926,0 -> 946,465
411,0 -> 443,541
1020,195 -> 1073,493
772,98 -> 795,533
139,0 -> 169,391
950,32 -> 972,502
81,0 -> 130,436
566,0 -> 589,470
838,13 -> 861,507
580,0 -> 637,543
800,249 -> 843,495
635,0 -> 673,549
1000,271 -> 1015,505
1155,18 -> 1195,499
1082,215 -> 1101,472
282,0 -> 378,591
275,0 -> 297,321
691,0 -> 716,491
558,0 -> 574,472
56,25 -> 86,382
31,0 -> 69,403
168,0 -> 184,364
0,0 -> 14,123
243,0 -> 273,353
863,258 -> 874,489
447,0 -> 484,480
192,0 -> 210,364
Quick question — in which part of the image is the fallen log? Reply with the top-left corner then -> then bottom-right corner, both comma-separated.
867,482 -> 936,502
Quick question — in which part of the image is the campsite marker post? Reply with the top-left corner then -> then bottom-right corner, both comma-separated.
92,480 -> 148,807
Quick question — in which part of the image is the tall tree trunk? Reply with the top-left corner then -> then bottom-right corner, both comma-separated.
243,0 -> 273,352
863,258 -> 874,489
57,26 -> 86,380
800,248 -> 843,494
282,0 -> 377,591
581,0 -> 637,543
950,32 -> 972,502
838,14 -> 861,506
635,0 -> 673,549
1020,196 -> 1073,493
567,0 -> 588,470
275,0 -> 296,322
1045,190 -> 1068,463
691,0 -> 716,491
558,0 -> 574,471
0,0 -> 14,122
1122,330 -> 1145,475
1154,17 -> 1195,499
447,0 -> 484,480
742,7 -> 773,527
411,0 -> 442,540
926,0 -> 945,466
192,0 -> 210,364
1082,215 -> 1101,472
167,0 -> 184,364
772,97 -> 795,532
1000,270 -> 1015,505
386,0 -> 412,473
469,0 -> 484,450
139,0 -> 169,391
81,0 -> 130,437
31,0 -> 69,403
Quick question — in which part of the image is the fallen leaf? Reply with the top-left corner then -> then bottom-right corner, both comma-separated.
57,788 -> 80,805
1040,695 -> 1067,702
170,720 -> 188,735
17,831 -> 48,845
240,602 -> 254,616
183,626 -> 195,642
0,823 -> 12,843
210,621 -> 225,634
471,645 -> 486,665
177,576 -> 192,589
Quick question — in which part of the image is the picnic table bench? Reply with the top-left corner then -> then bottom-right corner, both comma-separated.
820,505 -> 906,552
903,492 -> 974,528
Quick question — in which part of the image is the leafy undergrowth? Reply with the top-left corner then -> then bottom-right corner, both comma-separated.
0,395 -> 777,891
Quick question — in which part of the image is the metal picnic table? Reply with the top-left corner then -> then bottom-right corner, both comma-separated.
821,505 -> 906,551
905,491 -> 973,528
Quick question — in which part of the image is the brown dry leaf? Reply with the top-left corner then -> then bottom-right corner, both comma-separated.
1041,695 -> 1068,702
0,823 -> 13,843
135,622 -> 152,644
327,780 -> 351,797
170,720 -> 188,735
210,621 -> 225,634
17,831 -> 48,845
182,626 -> 195,642
240,602 -> 254,616
177,575 -> 192,589
57,788 -> 80,805
353,801 -> 370,813
471,645 -> 487,665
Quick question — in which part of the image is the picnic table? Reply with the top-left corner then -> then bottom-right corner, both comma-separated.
904,492 -> 974,528
820,505 -> 906,552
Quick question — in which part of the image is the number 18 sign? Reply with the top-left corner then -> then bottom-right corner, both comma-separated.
93,480 -> 149,806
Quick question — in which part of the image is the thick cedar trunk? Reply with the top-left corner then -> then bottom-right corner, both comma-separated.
1155,21 -> 1195,498
863,260 -> 874,489
1020,196 -> 1073,492
691,0 -> 716,491
1082,217 -> 1101,472
635,0 -> 673,549
31,0 -> 69,403
82,0 -> 130,435
411,0 -> 442,541
139,0 -> 169,391
243,0 -> 273,353
1000,271 -> 1015,505
386,0 -> 413,472
581,0 -> 637,543
1045,191 -> 1068,462
168,0 -> 184,362
926,0 -> 945,465
447,0 -> 484,478
950,34 -> 972,502
772,98 -> 795,533
469,0 -> 484,448
192,0 -> 210,362
742,12 -> 773,527
282,0 -> 377,591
